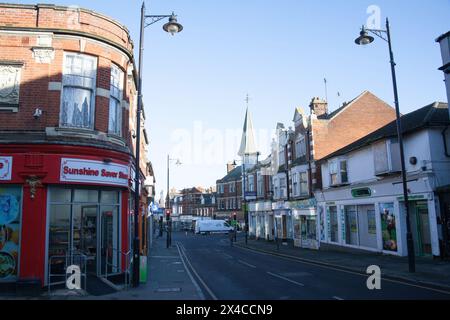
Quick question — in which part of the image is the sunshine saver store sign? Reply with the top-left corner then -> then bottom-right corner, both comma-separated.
60,158 -> 130,187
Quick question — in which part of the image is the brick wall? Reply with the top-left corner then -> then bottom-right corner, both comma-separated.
0,3 -> 136,147
312,91 -> 397,161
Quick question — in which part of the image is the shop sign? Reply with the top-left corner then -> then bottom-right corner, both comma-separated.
290,198 -> 317,210
396,195 -> 425,202
0,157 -> 12,181
351,187 -> 372,198
60,158 -> 129,187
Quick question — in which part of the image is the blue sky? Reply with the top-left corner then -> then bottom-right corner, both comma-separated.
14,0 -> 450,201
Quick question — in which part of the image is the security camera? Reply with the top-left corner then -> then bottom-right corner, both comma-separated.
33,108 -> 43,119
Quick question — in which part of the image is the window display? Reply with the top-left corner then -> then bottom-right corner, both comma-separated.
380,203 -> 397,252
0,186 -> 22,281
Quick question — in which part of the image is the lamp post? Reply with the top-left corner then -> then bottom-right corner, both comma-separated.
133,2 -> 183,288
165,155 -> 181,249
354,18 -> 415,272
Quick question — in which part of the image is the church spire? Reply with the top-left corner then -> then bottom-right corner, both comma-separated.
238,99 -> 257,157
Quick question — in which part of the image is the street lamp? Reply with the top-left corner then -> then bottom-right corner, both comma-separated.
132,2 -> 183,288
166,155 -> 181,249
354,18 -> 415,272
232,158 -> 250,245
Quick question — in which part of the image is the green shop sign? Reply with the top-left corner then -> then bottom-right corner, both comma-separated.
351,188 -> 372,198
396,195 -> 425,202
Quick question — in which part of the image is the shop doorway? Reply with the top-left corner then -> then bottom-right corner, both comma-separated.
281,215 -> 287,241
48,188 -> 121,283
410,202 -> 432,256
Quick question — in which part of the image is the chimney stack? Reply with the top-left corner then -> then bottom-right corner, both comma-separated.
309,97 -> 328,118
227,162 -> 236,174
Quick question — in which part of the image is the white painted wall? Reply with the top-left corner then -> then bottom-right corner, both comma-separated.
321,128 -> 449,189
438,35 -> 450,111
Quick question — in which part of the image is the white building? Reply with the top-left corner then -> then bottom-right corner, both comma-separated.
316,102 -> 450,257
436,31 -> 450,114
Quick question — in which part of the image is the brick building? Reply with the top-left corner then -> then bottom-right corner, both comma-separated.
0,4 -> 151,289
216,163 -> 244,222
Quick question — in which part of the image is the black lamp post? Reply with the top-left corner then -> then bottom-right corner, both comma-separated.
165,155 -> 181,249
355,18 -> 415,272
133,1 -> 183,288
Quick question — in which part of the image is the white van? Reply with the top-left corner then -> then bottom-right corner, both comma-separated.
195,219 -> 233,235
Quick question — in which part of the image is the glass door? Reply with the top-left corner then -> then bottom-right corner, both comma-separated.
73,205 -> 98,274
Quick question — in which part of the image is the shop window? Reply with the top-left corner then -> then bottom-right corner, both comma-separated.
329,206 -> 339,243
380,203 -> 397,252
0,186 -> 22,281
60,53 -> 97,129
48,188 -> 121,277
357,205 -> 377,249
74,189 -> 99,203
344,205 -> 358,245
109,64 -> 124,136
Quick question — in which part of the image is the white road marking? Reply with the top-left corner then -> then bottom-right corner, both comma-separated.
177,242 -> 218,300
237,245 -> 450,296
222,253 -> 234,259
176,243 -> 206,300
333,296 -> 344,300
238,260 -> 257,268
267,272 -> 304,287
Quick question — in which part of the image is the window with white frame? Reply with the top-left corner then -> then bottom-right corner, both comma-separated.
257,172 -> 264,197
109,64 -> 124,136
248,175 -> 255,192
329,159 -> 348,186
279,149 -> 285,166
273,177 -> 279,199
292,172 -> 299,196
295,136 -> 306,158
60,53 -> 97,129
280,177 -> 287,198
300,172 -> 308,195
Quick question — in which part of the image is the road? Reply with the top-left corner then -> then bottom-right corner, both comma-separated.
174,231 -> 450,300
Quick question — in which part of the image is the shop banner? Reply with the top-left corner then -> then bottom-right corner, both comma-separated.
0,157 -> 12,181
60,158 -> 130,187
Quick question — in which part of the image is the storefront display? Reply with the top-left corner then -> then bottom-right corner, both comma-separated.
0,186 -> 21,281
379,203 -> 397,252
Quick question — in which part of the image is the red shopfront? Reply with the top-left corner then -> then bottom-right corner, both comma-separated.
0,144 -> 134,287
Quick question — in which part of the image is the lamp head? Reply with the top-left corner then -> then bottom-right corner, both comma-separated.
355,25 -> 374,45
163,12 -> 183,35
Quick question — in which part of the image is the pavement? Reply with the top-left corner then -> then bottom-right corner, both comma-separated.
236,236 -> 450,293
84,234 -> 203,300
0,233 -> 204,300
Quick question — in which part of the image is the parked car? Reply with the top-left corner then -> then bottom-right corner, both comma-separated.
195,220 -> 233,235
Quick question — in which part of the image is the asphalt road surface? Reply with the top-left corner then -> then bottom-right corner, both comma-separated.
174,231 -> 450,300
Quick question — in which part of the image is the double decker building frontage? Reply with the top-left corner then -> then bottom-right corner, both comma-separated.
0,4 -> 152,289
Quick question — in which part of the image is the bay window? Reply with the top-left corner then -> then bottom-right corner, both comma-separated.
60,53 -> 97,129
109,64 -> 124,136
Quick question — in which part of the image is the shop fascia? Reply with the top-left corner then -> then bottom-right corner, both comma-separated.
272,198 -> 317,211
